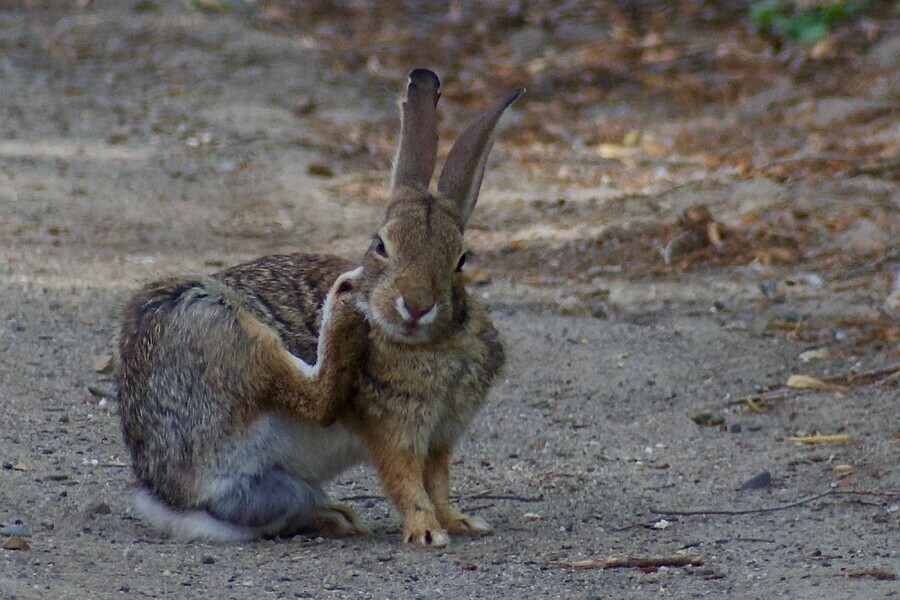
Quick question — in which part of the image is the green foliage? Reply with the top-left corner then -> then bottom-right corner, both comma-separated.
133,0 -> 161,12
191,0 -> 256,15
750,0 -> 869,43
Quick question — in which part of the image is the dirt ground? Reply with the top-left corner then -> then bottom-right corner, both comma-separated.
1,1 -> 898,599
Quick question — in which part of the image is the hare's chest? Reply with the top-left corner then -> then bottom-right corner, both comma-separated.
352,344 -> 490,442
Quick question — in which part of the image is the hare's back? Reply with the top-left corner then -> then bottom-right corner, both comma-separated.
215,253 -> 356,362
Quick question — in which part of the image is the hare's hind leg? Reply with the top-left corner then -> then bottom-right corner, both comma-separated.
202,467 -> 368,538
308,502 -> 371,537
424,447 -> 492,536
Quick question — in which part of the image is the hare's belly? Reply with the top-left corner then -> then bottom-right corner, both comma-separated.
249,413 -> 368,483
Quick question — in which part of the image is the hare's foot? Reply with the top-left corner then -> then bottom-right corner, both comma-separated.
308,503 -> 371,537
437,506 -> 493,536
403,512 -> 450,548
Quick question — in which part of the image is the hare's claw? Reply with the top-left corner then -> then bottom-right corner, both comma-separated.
308,503 -> 371,537
402,510 -> 449,547
404,526 -> 450,548
438,508 -> 493,536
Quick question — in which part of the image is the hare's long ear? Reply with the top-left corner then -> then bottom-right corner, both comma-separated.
391,69 -> 441,194
437,88 -> 524,228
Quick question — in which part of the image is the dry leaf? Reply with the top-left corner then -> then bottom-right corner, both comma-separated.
786,375 -> 830,390
788,434 -> 851,444
798,348 -> 829,363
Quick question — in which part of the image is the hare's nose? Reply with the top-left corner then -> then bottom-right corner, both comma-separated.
397,297 -> 436,322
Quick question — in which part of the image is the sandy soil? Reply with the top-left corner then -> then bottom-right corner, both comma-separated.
1,2 -> 897,599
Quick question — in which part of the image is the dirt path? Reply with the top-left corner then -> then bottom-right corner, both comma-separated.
1,2 -> 897,598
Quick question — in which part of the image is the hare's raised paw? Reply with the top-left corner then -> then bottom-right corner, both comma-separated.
437,508 -> 493,536
330,267 -> 364,298
308,503 -> 371,537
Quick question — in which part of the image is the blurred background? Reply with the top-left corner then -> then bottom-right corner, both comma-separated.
2,0 -> 898,346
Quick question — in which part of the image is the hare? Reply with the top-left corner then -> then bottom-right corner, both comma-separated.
117,69 -> 523,547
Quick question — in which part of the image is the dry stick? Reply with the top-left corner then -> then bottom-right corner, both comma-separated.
823,365 -> 899,387
709,365 -> 900,410
339,494 -> 386,502
650,489 -> 900,517
340,492 -> 545,503
568,555 -> 703,570
464,492 -> 544,503
709,389 -> 791,410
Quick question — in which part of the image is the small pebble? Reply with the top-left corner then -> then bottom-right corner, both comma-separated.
589,301 -> 608,319
739,470 -> 772,491
200,555 -> 215,565
0,523 -> 31,537
86,501 -> 113,517
3,534 -> 29,550
306,162 -> 334,178
215,160 -> 236,174
558,296 -> 589,317
376,553 -> 393,563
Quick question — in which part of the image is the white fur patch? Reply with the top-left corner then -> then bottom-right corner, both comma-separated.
418,304 -> 438,325
395,296 -> 411,320
288,267 -> 364,379
132,489 -> 255,542
396,297 -> 438,325
288,353 -> 317,377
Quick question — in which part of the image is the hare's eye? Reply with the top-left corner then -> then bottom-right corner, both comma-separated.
373,236 -> 388,258
455,252 -> 467,272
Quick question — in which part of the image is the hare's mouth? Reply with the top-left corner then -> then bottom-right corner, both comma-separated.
369,307 -> 434,344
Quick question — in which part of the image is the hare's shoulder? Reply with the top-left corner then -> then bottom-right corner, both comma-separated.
214,253 -> 357,361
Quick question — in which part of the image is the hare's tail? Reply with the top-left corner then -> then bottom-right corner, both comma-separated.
132,489 -> 257,542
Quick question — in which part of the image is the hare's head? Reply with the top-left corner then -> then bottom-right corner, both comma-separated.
355,69 -> 522,344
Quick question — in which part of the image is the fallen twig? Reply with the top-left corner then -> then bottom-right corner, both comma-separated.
464,491 -> 544,503
567,555 -> 703,570
709,366 -> 899,410
822,366 -> 899,387
339,494 -> 386,502
340,491 -> 545,504
842,568 -> 896,581
650,489 -> 899,517
708,389 -> 792,410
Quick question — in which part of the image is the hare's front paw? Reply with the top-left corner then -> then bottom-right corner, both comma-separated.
403,513 -> 449,548
437,507 -> 493,536
309,503 -> 371,537
330,266 -> 364,299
